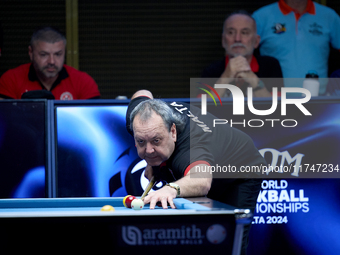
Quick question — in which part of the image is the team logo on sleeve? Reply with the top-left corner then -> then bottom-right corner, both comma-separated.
60,92 -> 73,100
272,23 -> 286,34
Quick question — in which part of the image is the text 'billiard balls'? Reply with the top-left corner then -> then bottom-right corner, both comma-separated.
131,198 -> 144,210
123,195 -> 136,208
100,205 -> 115,212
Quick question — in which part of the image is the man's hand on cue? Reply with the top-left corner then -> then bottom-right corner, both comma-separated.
143,185 -> 177,209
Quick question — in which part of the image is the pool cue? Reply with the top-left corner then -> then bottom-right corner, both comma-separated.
140,176 -> 156,200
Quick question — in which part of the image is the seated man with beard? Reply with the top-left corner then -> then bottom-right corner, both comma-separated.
202,10 -> 283,97
0,26 -> 100,100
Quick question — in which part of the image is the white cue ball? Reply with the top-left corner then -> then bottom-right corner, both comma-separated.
131,198 -> 144,210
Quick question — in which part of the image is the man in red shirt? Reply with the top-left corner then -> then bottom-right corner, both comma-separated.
0,26 -> 100,100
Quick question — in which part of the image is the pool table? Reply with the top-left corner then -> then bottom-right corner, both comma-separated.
0,197 -> 252,255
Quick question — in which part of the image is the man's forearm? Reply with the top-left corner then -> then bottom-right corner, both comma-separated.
175,164 -> 212,197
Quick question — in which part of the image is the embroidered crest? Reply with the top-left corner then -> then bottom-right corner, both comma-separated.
309,22 -> 323,36
60,92 -> 73,100
272,23 -> 286,34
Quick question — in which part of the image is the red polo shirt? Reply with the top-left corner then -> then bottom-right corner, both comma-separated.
0,63 -> 100,100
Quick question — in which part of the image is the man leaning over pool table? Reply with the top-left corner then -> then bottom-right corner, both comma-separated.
126,89 -> 265,255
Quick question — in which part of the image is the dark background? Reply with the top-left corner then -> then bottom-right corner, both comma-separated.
0,0 -> 339,99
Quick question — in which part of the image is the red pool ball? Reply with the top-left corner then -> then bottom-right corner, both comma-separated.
123,195 -> 136,208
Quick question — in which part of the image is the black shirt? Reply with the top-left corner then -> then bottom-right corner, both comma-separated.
126,97 -> 265,209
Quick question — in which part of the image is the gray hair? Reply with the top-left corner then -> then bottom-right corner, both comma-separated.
130,99 -> 186,134
30,26 -> 66,48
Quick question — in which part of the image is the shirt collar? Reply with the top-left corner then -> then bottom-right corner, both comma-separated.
28,64 -> 69,90
225,55 -> 259,73
279,0 -> 315,17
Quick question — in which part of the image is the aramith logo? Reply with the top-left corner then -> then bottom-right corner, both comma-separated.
121,224 -> 227,246
200,84 -> 312,128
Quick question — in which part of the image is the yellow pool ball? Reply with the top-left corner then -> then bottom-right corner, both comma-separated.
100,205 -> 115,212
